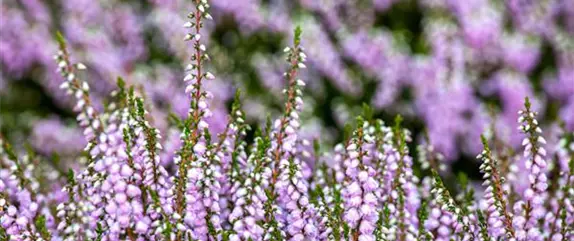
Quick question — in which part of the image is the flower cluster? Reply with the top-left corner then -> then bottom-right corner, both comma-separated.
1,2 -> 573,241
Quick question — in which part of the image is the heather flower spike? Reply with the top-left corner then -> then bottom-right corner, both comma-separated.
430,169 -> 475,240
261,25 -> 309,240
173,1 -> 219,239
512,97 -> 548,240
342,116 -> 379,240
55,31 -> 102,144
478,135 -> 515,239
388,115 -> 419,241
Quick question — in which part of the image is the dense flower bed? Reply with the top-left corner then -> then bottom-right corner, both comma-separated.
2,0 -> 573,163
1,2 -> 573,240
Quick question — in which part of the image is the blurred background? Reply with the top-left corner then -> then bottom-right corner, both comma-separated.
1,0 -> 573,180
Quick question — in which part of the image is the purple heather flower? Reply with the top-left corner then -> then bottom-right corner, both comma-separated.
298,0 -> 344,31
31,118 -> 86,156
227,135 -> 268,240
506,0 -> 560,37
477,135 -> 517,240
341,30 -> 410,106
501,32 -> 541,73
265,0 -> 293,33
302,20 -> 359,96
454,0 -> 503,50
373,0 -> 399,11
512,98 -> 549,241
275,156 -> 318,239
560,97 -> 574,131
342,120 -> 380,240
210,0 -> 264,33
415,77 -> 485,159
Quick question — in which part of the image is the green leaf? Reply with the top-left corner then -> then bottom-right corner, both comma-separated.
313,139 -> 320,155
524,96 -> 531,110
457,172 -> 469,190
294,26 -> 302,46
35,215 -> 51,240
66,169 -> 75,185
55,31 -> 67,48
361,103 -> 373,121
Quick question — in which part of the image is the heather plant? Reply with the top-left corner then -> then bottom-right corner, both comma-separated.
1,1 -> 574,241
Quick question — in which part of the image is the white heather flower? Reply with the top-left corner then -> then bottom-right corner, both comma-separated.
82,82 -> 89,91
184,74 -> 193,82
59,82 -> 70,89
67,73 -> 75,81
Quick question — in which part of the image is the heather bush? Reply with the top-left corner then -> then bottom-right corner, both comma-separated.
1,1 -> 573,241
